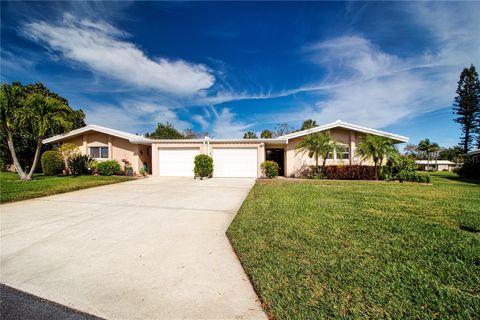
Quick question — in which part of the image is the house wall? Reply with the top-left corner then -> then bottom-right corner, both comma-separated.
60,133 -> 144,174
151,141 -> 264,176
284,128 -> 375,177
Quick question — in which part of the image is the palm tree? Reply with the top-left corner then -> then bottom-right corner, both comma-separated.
356,135 -> 398,180
295,131 -> 340,169
17,93 -> 72,180
428,142 -> 440,171
0,83 -> 27,179
243,131 -> 258,139
417,139 -> 431,169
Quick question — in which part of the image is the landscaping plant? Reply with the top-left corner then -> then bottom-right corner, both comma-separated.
95,160 -> 122,176
260,161 -> 279,178
356,135 -> 398,180
57,143 -> 81,174
40,150 -> 63,176
194,154 -> 213,179
68,154 -> 95,176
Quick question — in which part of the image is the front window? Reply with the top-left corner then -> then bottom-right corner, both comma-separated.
339,145 -> 350,160
90,147 -> 109,159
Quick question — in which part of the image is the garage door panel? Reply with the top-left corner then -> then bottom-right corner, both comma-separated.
213,148 -> 258,178
159,148 -> 199,177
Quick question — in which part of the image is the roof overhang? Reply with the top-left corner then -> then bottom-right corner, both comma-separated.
278,120 -> 409,143
43,124 -> 151,145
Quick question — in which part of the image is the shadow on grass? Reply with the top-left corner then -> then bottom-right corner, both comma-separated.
441,175 -> 480,185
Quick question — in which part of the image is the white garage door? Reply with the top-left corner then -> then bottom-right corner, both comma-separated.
212,148 -> 258,177
159,148 -> 199,177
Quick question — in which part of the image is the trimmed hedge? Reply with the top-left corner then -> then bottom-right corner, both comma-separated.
260,161 -> 279,178
194,154 -> 213,179
41,150 -> 64,175
95,160 -> 122,176
324,165 -> 377,180
455,159 -> 480,179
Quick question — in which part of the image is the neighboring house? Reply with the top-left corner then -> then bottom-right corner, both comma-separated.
467,149 -> 480,162
43,120 -> 408,178
415,160 -> 457,171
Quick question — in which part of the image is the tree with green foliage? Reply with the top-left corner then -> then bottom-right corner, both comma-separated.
439,146 -> 463,163
1,83 -> 75,180
403,143 -> 419,158
243,131 -> 258,139
0,82 -> 85,172
356,135 -> 398,180
146,122 -> 184,139
417,138 -> 432,168
260,129 -> 272,139
300,119 -> 318,131
295,131 -> 340,169
453,64 -> 480,152
428,142 -> 440,170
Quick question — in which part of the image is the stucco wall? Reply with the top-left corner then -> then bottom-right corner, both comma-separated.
284,128 -> 376,177
61,133 -> 144,174
151,141 -> 264,176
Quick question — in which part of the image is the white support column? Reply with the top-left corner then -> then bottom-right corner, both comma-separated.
349,131 -> 356,165
82,134 -> 88,155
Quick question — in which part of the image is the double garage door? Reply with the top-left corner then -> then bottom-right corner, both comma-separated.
158,147 -> 258,177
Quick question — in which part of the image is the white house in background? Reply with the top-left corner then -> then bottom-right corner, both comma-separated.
467,149 -> 480,162
415,160 -> 457,171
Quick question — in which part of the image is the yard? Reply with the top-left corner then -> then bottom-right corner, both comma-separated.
227,172 -> 480,319
0,172 -> 134,203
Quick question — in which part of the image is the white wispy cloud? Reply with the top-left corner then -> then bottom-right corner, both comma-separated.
273,2 -> 480,129
22,13 -> 215,96
209,107 -> 254,138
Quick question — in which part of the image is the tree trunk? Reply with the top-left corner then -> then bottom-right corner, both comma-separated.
4,125 -> 27,180
26,139 -> 43,180
322,153 -> 327,169
464,129 -> 470,153
315,155 -> 319,167
374,161 -> 379,180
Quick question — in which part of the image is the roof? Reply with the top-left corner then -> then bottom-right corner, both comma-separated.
150,138 -> 287,144
415,160 -> 456,165
467,149 -> 480,156
42,124 -> 151,145
277,120 -> 409,143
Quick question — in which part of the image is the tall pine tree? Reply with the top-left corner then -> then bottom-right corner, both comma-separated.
453,65 -> 480,152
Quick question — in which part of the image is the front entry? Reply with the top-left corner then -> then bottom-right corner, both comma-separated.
266,149 -> 285,176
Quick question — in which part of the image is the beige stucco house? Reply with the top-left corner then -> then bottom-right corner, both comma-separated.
43,120 -> 408,177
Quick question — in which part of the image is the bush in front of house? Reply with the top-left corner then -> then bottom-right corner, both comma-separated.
95,160 -> 122,176
260,161 -> 279,178
68,154 -> 95,175
41,150 -> 64,175
456,158 -> 480,179
324,165 -> 377,180
382,156 -> 430,183
194,154 -> 213,179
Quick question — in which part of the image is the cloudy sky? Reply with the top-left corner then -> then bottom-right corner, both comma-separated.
1,1 -> 479,146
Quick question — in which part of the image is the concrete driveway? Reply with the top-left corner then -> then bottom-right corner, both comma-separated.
0,177 -> 266,320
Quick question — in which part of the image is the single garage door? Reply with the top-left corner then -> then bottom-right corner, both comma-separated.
159,148 -> 199,177
212,148 -> 258,177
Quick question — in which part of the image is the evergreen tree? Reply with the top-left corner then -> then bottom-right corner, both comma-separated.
300,119 -> 318,131
146,122 -> 184,139
453,65 -> 480,152
260,129 -> 272,139
243,131 -> 258,139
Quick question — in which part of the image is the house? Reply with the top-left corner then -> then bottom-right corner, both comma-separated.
415,160 -> 457,171
43,120 -> 408,178
467,149 -> 480,162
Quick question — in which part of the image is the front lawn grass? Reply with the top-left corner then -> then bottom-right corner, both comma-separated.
0,172 -> 134,203
227,172 -> 480,319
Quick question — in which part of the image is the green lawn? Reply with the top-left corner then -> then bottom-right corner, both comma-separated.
227,172 -> 480,319
0,172 -> 134,203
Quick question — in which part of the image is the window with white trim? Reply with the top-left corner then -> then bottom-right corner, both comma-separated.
89,147 -> 109,159
338,145 -> 350,160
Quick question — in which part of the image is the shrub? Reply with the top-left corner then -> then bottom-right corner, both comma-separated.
57,143 -> 81,174
0,158 -> 5,172
324,165 -> 377,180
95,160 -> 122,176
305,165 -> 325,179
456,159 -> 480,179
260,161 -> 279,178
41,150 -> 64,175
382,155 -> 429,183
139,166 -> 147,177
194,154 -> 213,179
68,154 -> 95,175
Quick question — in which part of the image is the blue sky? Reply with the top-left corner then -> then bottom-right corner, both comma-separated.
1,1 -> 479,147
